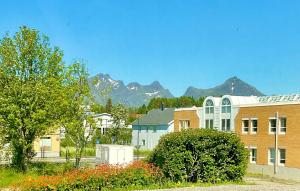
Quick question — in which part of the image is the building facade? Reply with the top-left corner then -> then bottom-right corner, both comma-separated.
174,107 -> 201,132
34,132 -> 61,158
176,94 -> 300,181
132,108 -> 175,150
235,97 -> 300,180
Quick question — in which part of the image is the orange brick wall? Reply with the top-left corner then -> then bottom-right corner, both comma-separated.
235,104 -> 300,168
174,110 -> 200,132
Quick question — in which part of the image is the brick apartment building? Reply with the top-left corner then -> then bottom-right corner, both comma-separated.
173,94 -> 300,181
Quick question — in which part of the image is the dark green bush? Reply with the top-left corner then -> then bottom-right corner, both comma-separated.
148,128 -> 248,183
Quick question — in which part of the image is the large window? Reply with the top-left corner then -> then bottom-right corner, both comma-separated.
279,149 -> 286,165
205,119 -> 214,129
251,119 -> 258,134
250,148 -> 257,163
179,120 -> 190,130
242,119 -> 249,133
221,98 -> 231,113
40,137 -> 52,151
222,119 -> 231,131
268,148 -> 286,165
269,118 -> 277,134
205,99 -> 214,114
280,117 -> 287,134
268,148 -> 275,164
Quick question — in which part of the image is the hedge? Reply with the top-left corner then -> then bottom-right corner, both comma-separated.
148,128 -> 248,183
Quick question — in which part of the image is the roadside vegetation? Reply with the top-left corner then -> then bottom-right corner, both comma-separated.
1,129 -> 248,190
148,128 -> 248,183
0,26 -> 248,190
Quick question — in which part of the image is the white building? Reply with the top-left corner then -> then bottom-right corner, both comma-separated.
202,95 -> 258,131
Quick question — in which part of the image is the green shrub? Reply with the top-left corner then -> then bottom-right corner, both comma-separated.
148,128 -> 248,183
29,162 -> 74,175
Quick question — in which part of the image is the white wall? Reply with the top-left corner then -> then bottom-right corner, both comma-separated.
96,144 -> 134,165
132,125 -> 171,150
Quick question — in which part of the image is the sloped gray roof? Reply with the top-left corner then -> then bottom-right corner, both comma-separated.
132,108 -> 175,126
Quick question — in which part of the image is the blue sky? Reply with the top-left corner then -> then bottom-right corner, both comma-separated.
1,0 -> 300,96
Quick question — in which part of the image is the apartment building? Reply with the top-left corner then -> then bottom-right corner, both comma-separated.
235,95 -> 300,180
174,94 -> 300,181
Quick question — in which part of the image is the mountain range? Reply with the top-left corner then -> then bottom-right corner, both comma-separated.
89,74 -> 264,107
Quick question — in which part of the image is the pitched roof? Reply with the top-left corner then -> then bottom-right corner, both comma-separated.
132,108 -> 175,126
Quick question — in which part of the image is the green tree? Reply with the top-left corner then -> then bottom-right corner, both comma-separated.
0,26 -> 66,171
137,104 -> 148,114
197,96 -> 205,107
60,62 -> 96,168
90,103 -> 105,113
105,98 -> 113,113
110,104 -> 128,144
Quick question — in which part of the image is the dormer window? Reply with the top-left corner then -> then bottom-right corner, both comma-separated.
221,98 -> 231,113
205,99 -> 214,114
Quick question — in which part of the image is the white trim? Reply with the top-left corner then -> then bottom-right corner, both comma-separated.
242,118 -> 250,134
268,148 -> 275,165
279,117 -> 287,135
268,117 -> 276,135
250,118 -> 258,134
249,147 -> 257,164
174,106 -> 200,111
239,102 -> 300,108
168,120 -> 174,126
278,148 -> 286,166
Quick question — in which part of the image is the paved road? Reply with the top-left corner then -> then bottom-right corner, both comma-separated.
143,177 -> 300,191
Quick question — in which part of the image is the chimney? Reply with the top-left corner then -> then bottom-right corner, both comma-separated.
160,102 -> 165,111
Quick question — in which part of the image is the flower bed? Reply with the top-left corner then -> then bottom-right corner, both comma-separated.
20,161 -> 164,191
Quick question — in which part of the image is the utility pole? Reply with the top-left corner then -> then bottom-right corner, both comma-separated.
274,112 -> 279,174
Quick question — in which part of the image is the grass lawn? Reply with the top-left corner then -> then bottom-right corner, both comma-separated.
0,162 -> 74,188
60,147 -> 95,157
0,167 -> 38,188
134,149 -> 152,157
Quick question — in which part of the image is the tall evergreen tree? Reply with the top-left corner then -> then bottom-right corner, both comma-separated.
105,98 -> 113,113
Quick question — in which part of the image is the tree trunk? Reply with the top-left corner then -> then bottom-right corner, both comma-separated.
12,144 -> 28,172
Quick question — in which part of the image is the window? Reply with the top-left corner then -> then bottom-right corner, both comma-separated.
242,119 -> 249,133
222,119 -> 231,131
221,98 -> 231,113
179,120 -> 190,129
269,148 -> 275,164
205,119 -> 213,129
279,149 -> 286,165
268,148 -> 286,165
280,117 -> 286,133
251,119 -> 258,133
205,99 -> 214,114
269,118 -> 276,133
40,137 -> 52,151
153,127 -> 157,133
250,148 -> 257,163
142,139 -> 146,146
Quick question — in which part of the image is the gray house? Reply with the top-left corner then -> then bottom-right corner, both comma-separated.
132,108 -> 175,150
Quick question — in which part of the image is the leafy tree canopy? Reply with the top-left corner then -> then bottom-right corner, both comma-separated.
0,26 -> 67,171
